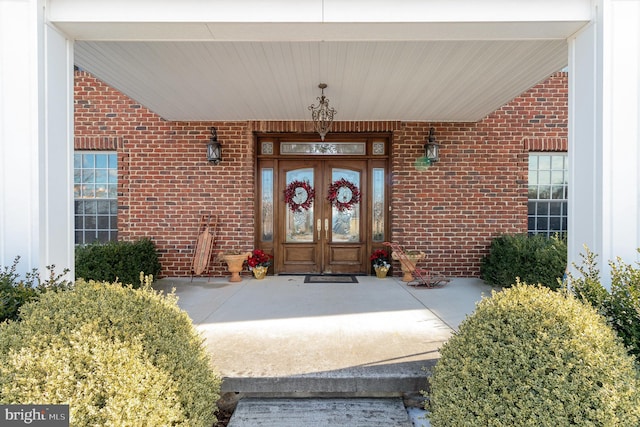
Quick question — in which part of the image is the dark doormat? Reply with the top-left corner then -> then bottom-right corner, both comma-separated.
304,275 -> 359,284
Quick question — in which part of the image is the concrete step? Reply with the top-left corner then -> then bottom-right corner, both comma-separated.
227,397 -> 414,427
220,360 -> 434,395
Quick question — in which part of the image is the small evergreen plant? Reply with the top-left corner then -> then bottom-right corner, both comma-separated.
480,233 -> 567,289
1,322 -> 184,426
75,238 -> 161,287
427,283 -> 640,426
568,247 -> 640,362
0,278 -> 221,426
0,256 -> 71,322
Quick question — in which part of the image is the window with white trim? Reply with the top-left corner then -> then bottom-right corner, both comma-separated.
74,152 -> 118,244
528,153 -> 568,237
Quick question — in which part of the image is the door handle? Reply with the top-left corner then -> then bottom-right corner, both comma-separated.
317,219 -> 321,240
325,218 -> 329,239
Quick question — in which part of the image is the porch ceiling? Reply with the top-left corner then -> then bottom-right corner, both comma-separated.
55,1 -> 589,122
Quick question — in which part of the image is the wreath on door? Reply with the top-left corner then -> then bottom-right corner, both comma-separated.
284,179 -> 315,212
327,178 -> 361,212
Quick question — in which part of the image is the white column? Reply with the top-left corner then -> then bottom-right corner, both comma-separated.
0,0 -> 74,279
568,0 -> 640,287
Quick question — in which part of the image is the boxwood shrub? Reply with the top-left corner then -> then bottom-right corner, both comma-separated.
1,256 -> 71,323
75,238 -> 161,287
426,283 -> 640,426
0,279 -> 221,427
480,233 -> 567,289
1,323 -> 184,426
568,247 -> 640,362
0,261 -> 36,322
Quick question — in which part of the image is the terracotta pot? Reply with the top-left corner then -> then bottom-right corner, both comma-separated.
392,251 -> 426,282
252,266 -> 268,280
221,252 -> 251,282
374,266 -> 389,279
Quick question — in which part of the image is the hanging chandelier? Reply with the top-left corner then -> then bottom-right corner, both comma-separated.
308,83 -> 337,141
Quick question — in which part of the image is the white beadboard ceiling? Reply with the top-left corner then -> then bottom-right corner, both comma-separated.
74,39 -> 569,122
59,2 -> 589,122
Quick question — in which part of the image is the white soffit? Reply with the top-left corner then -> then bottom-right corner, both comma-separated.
52,0 -> 591,122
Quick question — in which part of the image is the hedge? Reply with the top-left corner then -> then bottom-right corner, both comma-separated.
75,238 -> 161,287
480,233 -> 566,289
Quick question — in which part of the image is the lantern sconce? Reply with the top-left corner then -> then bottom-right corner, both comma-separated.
424,127 -> 440,164
207,127 -> 222,164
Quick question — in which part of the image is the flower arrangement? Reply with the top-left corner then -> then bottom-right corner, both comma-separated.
247,249 -> 273,268
370,249 -> 390,269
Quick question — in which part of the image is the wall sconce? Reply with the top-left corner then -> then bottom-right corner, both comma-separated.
207,127 -> 222,164
424,127 -> 440,163
414,127 -> 440,171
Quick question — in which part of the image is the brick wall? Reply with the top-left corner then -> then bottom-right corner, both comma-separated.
75,71 -> 567,277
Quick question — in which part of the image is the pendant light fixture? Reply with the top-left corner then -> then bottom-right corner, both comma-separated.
308,83 -> 337,141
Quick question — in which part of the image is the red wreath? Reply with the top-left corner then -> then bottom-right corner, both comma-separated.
284,179 -> 315,212
327,178 -> 361,212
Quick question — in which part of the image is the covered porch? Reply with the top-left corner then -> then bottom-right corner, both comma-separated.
153,275 -> 491,397
1,0 -> 640,288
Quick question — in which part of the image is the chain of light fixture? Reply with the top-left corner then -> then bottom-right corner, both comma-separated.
308,83 -> 337,141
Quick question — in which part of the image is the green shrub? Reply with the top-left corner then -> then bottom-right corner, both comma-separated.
1,256 -> 71,322
568,247 -> 640,362
0,279 -> 221,427
427,283 -> 640,426
0,322 -> 184,426
0,278 -> 36,323
480,233 -> 567,289
75,238 -> 161,287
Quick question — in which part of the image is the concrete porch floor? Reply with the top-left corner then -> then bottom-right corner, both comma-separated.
154,275 -> 493,398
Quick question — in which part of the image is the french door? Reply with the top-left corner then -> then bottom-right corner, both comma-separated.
279,159 -> 367,274
255,135 -> 390,275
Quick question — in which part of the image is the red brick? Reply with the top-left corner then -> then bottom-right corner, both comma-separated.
74,71 -> 568,278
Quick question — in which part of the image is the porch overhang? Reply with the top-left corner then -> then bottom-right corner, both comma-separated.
50,0 -> 591,122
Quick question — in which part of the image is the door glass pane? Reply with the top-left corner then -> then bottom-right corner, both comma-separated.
285,168 -> 314,243
372,168 -> 385,242
261,168 -> 274,242
331,168 -> 360,243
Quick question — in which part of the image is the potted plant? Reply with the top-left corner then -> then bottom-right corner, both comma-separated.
247,249 -> 273,280
370,249 -> 390,278
219,250 -> 251,282
391,248 -> 426,282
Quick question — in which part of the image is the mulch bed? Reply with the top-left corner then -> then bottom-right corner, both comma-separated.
213,408 -> 233,427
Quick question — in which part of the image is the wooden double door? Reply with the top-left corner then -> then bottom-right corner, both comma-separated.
278,159 -> 367,274
256,135 -> 390,275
